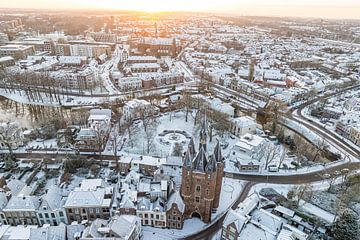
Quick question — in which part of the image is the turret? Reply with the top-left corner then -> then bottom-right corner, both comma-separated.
199,115 -> 207,151
213,140 -> 223,163
192,146 -> 208,172
184,148 -> 192,169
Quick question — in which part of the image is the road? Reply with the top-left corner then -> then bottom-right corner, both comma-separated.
225,162 -> 360,184
292,88 -> 360,158
289,115 -> 359,158
282,84 -> 360,159
8,152 -> 118,161
211,83 -> 263,108
0,81 -> 198,107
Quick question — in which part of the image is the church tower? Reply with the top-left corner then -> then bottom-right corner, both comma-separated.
180,116 -> 224,223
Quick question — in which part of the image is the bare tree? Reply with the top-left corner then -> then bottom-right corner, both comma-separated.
180,91 -> 193,122
313,139 -> 328,162
288,184 -> 314,207
293,136 -> 308,168
172,142 -> 183,157
263,101 -> 289,133
110,123 -> 127,158
335,173 -> 360,215
144,123 -> 157,154
0,124 -> 16,157
93,125 -> 110,161
207,108 -> 231,141
123,114 -> 139,149
70,108 -> 90,127
193,97 -> 205,126
0,122 -> 22,167
258,142 -> 280,170
136,104 -> 159,154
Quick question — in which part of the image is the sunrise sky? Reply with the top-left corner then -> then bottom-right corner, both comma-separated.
1,0 -> 360,19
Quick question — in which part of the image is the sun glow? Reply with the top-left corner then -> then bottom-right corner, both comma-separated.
94,0 -> 198,12
1,0 -> 360,19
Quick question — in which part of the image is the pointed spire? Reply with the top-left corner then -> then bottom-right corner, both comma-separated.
213,140 -> 223,162
205,155 -> 217,172
184,148 -> 192,169
193,146 -> 208,172
188,138 -> 196,156
199,112 -> 207,151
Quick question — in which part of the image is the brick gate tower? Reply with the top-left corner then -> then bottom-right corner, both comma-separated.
180,117 -> 224,223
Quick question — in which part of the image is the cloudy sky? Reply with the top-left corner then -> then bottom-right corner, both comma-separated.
1,0 -> 360,19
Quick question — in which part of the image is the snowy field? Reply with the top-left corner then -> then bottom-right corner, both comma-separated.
119,110 -> 241,157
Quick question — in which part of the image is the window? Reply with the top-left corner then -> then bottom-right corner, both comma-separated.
82,209 -> 86,214
195,197 -> 200,203
206,189 -> 210,195
51,213 -> 55,218
196,185 -> 201,192
45,213 -> 49,218
59,212 -> 63,217
95,208 -> 100,214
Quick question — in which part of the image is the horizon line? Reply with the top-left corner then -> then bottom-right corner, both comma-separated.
1,5 -> 360,21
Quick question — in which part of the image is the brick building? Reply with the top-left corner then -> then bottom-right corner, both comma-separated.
166,191 -> 185,229
137,37 -> 178,58
180,118 -> 224,223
